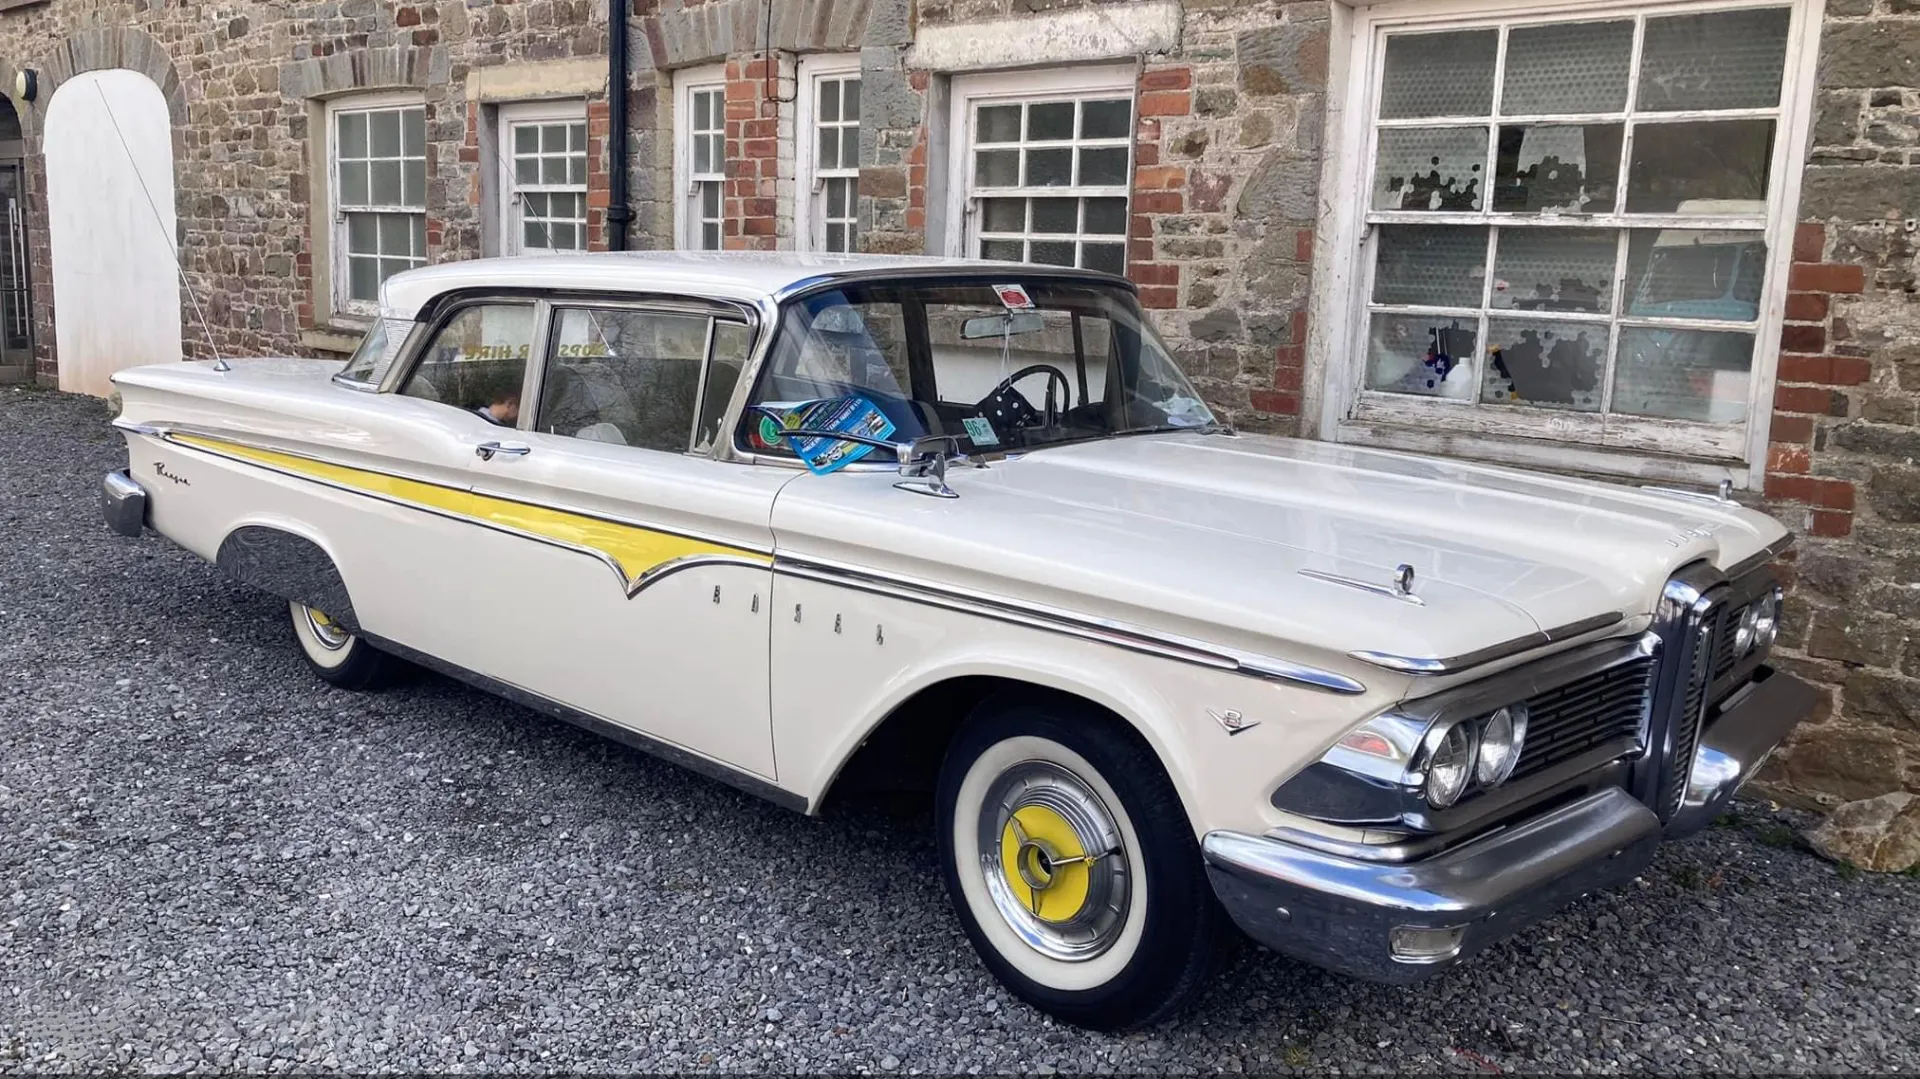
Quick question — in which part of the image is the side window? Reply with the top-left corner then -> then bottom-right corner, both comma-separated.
696,321 -> 752,452
399,304 -> 536,426
537,307 -> 710,452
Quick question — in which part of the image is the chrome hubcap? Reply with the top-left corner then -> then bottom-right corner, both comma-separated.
303,607 -> 351,651
977,760 -> 1130,962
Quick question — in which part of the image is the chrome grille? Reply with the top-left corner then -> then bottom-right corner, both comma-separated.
1710,603 -> 1742,679
1509,655 -> 1654,782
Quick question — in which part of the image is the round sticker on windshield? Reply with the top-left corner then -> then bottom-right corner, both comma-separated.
755,414 -> 786,450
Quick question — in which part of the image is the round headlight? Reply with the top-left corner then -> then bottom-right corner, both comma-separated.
1475,704 -> 1528,787
1754,586 -> 1783,650
1734,602 -> 1760,655
1424,721 -> 1477,809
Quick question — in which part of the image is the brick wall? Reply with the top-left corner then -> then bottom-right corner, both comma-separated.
1751,1 -> 1920,805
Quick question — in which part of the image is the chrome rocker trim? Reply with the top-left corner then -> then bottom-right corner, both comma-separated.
776,555 -> 1368,695
1349,611 -> 1625,676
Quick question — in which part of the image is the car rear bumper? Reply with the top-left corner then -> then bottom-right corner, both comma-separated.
101,469 -> 147,537
1203,668 -> 1817,984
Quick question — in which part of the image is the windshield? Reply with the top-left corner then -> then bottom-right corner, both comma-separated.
740,277 -> 1216,465
337,316 -> 413,386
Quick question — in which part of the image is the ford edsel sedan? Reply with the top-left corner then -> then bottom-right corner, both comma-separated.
101,252 -> 1818,1029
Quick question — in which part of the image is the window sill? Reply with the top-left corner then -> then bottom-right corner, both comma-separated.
1333,417 -> 1745,490
300,328 -> 365,355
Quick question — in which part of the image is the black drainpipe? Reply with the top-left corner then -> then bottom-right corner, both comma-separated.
607,0 -> 632,250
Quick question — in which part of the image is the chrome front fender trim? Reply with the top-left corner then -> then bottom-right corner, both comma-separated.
775,555 -> 1367,695
1350,610 -> 1626,676
626,553 -> 774,597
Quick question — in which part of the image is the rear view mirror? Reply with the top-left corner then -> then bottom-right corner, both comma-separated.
960,311 -> 1045,340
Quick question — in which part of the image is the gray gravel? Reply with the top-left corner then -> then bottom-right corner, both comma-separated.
2,384 -> 1917,1074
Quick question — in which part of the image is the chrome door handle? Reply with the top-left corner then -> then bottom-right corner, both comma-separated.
474,441 -> 531,461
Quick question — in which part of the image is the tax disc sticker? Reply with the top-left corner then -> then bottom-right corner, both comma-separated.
992,283 -> 1035,310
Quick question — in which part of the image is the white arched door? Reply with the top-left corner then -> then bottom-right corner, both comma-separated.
45,69 -> 182,397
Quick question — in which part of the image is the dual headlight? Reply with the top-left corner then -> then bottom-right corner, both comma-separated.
1730,586 -> 1784,658
1420,704 -> 1527,809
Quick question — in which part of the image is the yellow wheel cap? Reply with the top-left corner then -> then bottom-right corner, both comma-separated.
998,804 -> 1092,924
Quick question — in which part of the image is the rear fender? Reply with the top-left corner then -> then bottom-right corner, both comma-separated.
214,521 -> 360,633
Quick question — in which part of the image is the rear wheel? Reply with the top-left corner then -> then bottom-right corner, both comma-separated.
935,698 -> 1233,1030
288,601 -> 390,690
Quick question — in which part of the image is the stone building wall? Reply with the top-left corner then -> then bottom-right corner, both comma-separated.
1754,0 -> 1920,806
0,0 -> 610,375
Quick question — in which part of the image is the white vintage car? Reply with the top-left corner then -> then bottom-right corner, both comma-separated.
101,252 -> 1817,1029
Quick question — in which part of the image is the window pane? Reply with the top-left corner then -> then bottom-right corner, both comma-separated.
843,78 -> 860,122
1373,127 -> 1488,211
817,128 -> 838,171
694,90 -> 712,129
703,222 -> 721,250
539,308 -> 712,451
1366,313 -> 1480,399
826,222 -> 846,252
525,220 -> 547,249
550,222 -> 577,250
1080,99 -> 1131,139
701,182 -> 721,216
1612,327 -> 1753,423
346,213 -> 377,255
1625,120 -> 1774,214
569,155 -> 587,185
1028,101 -> 1074,140
699,320 -> 753,450
978,104 -> 1022,143
695,133 -> 714,174
412,215 -> 426,256
974,149 -> 1019,187
403,160 -> 425,207
1638,9 -> 1790,112
981,239 -> 1024,261
402,108 -> 425,155
378,212 -> 411,254
1031,197 -> 1078,233
1084,197 -> 1127,234
1077,147 -> 1128,186
1031,240 -> 1075,266
379,258 -> 414,284
403,304 -> 536,418
1380,30 -> 1497,119
340,161 -> 369,206
1492,123 -> 1621,213
542,157 -> 568,184
1083,242 -> 1125,275
838,130 -> 859,170
981,197 -> 1026,232
537,125 -> 562,154
1490,228 -> 1617,313
569,123 -> 585,151
820,79 -> 841,122
1501,21 -> 1632,117
515,125 -> 539,154
824,177 -> 846,218
338,112 -> 368,158
516,157 -> 539,184
1482,318 -> 1606,411
371,160 -> 403,205
1026,148 -> 1072,186
1372,225 -> 1486,308
349,256 -> 379,301
370,110 -> 401,157
1623,229 -> 1766,322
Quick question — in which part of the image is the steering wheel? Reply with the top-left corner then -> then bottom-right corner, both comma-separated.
980,364 -> 1073,427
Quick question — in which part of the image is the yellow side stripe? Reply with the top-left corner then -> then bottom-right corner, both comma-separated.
170,434 -> 770,588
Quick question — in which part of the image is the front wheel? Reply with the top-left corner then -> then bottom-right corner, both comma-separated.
935,699 -> 1233,1030
287,601 -> 391,690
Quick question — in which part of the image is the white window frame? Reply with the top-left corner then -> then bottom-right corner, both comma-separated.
496,100 -> 589,256
795,54 -> 863,253
672,65 -> 728,251
1309,0 -> 1822,488
942,64 -> 1138,269
326,91 -> 428,319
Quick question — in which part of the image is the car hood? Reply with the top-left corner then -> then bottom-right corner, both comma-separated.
768,431 -> 1789,676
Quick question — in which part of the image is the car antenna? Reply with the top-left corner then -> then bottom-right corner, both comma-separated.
90,81 -> 229,372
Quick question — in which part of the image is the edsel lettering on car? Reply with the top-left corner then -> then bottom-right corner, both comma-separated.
99,252 -> 1818,1029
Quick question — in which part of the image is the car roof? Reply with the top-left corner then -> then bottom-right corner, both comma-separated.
376,250 -> 1063,319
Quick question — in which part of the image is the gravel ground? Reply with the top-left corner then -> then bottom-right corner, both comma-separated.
1,384 -> 1917,1075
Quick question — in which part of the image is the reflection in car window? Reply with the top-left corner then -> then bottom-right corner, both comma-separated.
337,316 -> 412,385
696,321 -> 752,452
400,304 -> 536,426
741,278 -> 1214,458
537,307 -> 710,452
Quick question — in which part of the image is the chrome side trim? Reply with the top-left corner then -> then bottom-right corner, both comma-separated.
1640,483 -> 1733,505
1724,533 -> 1793,581
1349,611 -> 1626,676
777,555 -> 1367,695
330,372 -> 381,392
1298,568 -> 1426,607
111,419 -> 166,437
625,553 -> 773,597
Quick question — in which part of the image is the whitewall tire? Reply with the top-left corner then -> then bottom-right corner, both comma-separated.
288,601 -> 390,690
936,697 -> 1233,1030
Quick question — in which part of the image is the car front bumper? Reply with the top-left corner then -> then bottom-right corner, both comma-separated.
1202,667 -> 1817,984
101,469 -> 147,537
